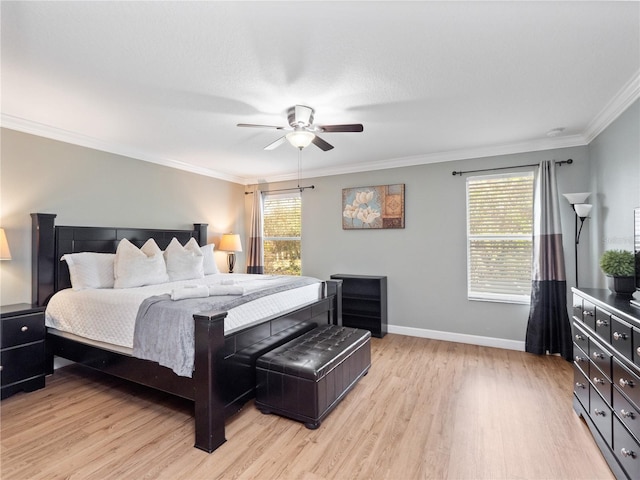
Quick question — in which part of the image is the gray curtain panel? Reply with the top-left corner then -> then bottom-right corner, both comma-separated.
525,160 -> 572,360
246,190 -> 264,274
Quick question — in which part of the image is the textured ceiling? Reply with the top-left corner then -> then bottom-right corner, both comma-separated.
2,1 -> 639,185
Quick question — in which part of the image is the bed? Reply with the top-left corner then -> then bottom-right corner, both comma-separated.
31,213 -> 342,453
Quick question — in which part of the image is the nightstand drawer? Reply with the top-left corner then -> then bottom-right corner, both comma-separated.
1,313 -> 45,348
1,341 -> 45,386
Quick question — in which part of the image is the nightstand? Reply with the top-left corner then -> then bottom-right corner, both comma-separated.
1,303 -> 46,399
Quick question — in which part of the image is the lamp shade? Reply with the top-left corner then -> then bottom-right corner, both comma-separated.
286,130 -> 315,149
562,192 -> 591,205
219,233 -> 242,252
574,203 -> 593,218
0,228 -> 12,260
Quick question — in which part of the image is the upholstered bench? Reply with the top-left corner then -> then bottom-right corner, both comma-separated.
255,325 -> 371,429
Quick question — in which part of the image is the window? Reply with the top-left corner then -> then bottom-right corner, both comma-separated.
263,192 -> 301,275
466,171 -> 534,304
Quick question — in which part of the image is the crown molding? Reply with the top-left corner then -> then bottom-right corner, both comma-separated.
583,70 -> 640,144
257,133 -> 589,184
0,114 -> 246,185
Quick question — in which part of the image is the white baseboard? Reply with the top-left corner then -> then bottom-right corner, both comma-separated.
387,324 -> 525,351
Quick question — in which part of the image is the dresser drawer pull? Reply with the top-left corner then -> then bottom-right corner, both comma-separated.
575,382 -> 586,389
621,448 -> 636,458
637,346 -> 640,356
575,334 -> 585,341
583,310 -> 594,317
20,325 -> 29,332
575,356 -> 586,363
593,377 -> 605,385
620,409 -> 635,419
594,408 -> 606,416
592,352 -> 604,360
596,319 -> 608,327
0,365 -> 3,372
619,378 -> 635,388
613,332 -> 628,341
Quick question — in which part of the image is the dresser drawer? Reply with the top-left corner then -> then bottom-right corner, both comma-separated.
594,308 -> 611,344
613,416 -> 640,479
0,341 -> 45,386
614,386 -> 640,441
574,343 -> 590,377
590,385 -> 613,448
572,294 -> 583,321
589,337 -> 612,382
613,357 -> 640,409
573,322 -> 589,354
634,326 -> 640,368
582,299 -> 596,331
610,315 -> 633,360
1,313 -> 45,349
574,365 -> 589,410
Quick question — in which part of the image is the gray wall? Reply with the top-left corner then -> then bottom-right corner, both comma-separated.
588,100 -> 640,288
263,146 -> 591,348
0,128 -> 246,305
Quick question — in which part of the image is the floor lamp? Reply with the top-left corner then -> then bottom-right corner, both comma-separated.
562,193 -> 592,288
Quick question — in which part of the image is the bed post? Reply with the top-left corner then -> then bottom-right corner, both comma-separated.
31,213 -> 57,307
325,279 -> 343,326
194,223 -> 208,246
192,310 -> 227,453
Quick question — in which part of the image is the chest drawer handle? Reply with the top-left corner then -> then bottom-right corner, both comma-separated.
619,378 -> 635,388
575,334 -> 584,341
593,377 -> 605,385
592,352 -> 604,360
583,310 -> 594,317
575,356 -> 586,363
575,382 -> 586,389
594,408 -> 606,417
613,332 -> 628,341
620,409 -> 635,419
621,448 -> 636,458
20,325 -> 28,332
596,319 -> 608,327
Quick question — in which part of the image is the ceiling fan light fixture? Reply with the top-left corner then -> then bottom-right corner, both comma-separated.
286,130 -> 315,149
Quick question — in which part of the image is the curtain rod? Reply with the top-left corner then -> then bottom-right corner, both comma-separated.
244,185 -> 315,195
452,159 -> 573,176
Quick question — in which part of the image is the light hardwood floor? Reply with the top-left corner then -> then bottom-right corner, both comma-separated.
1,334 -> 614,480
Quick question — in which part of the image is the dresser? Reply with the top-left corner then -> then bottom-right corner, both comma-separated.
1,303 -> 47,399
572,288 -> 640,479
330,274 -> 387,338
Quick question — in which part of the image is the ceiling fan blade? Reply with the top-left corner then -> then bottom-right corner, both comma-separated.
318,124 -> 364,133
264,136 -> 287,150
237,123 -> 285,129
312,135 -> 334,151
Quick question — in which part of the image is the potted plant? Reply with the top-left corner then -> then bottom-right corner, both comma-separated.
599,249 -> 635,295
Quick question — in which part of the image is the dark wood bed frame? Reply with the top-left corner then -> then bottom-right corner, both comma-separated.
31,213 -> 341,453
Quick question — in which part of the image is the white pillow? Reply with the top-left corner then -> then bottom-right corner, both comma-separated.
201,243 -> 220,275
61,252 -> 115,290
164,237 -> 205,281
114,238 -> 169,289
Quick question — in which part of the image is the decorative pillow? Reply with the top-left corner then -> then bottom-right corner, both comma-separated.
114,238 -> 169,289
201,243 -> 220,275
61,252 -> 115,290
164,237 -> 205,281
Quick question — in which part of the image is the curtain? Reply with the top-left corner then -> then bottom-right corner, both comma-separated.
246,190 -> 264,274
525,160 -> 572,361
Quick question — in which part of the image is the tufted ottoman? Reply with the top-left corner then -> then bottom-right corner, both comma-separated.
255,325 -> 371,429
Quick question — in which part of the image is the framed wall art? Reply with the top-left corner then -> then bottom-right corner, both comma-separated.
342,184 -> 405,229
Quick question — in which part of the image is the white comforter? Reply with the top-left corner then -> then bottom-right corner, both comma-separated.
45,274 -> 322,349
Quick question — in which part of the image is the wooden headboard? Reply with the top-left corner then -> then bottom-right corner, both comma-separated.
31,213 -> 208,307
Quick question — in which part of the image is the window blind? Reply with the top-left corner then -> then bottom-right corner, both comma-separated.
466,172 -> 534,303
263,192 -> 302,276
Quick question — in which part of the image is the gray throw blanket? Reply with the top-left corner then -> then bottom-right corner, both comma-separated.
132,276 -> 319,377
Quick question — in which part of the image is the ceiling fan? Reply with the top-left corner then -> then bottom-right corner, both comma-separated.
237,105 -> 364,151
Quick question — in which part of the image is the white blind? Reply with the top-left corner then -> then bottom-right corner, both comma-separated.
466,171 -> 534,303
263,192 -> 301,276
